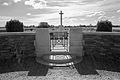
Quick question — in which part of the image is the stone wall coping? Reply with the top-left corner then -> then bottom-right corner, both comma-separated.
0,32 -> 35,36
0,31 -> 120,36
83,32 -> 120,35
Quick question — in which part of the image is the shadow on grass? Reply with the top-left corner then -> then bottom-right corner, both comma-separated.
74,55 -> 99,75
93,54 -> 120,72
0,56 -> 49,76
75,54 -> 120,75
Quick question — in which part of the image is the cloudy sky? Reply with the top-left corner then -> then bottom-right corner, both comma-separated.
0,0 -> 120,27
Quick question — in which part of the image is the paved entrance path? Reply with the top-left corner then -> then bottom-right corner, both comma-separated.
46,66 -> 80,77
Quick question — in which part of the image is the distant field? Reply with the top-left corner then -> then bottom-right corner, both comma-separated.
0,27 -> 120,32
0,28 -> 6,32
82,27 -> 120,32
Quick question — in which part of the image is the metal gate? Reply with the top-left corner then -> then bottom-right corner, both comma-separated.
50,32 -> 69,52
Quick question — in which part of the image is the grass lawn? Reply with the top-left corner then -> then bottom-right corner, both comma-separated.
0,56 -> 49,76
93,54 -> 120,72
75,54 -> 120,75
0,54 -> 120,76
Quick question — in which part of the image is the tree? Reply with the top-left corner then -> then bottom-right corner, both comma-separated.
5,19 -> 24,32
37,22 -> 49,28
96,20 -> 112,32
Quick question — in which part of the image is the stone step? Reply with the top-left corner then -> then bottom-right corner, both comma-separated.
51,49 -> 67,52
49,55 -> 71,60
53,66 -> 75,70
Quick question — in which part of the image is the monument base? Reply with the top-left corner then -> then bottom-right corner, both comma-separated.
35,28 -> 84,66
36,54 -> 83,66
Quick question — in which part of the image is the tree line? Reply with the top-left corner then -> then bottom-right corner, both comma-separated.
5,19 -> 114,32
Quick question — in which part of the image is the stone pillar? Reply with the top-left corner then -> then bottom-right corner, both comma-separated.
69,28 -> 83,57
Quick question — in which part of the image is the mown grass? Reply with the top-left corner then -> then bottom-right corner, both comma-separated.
0,56 -> 49,76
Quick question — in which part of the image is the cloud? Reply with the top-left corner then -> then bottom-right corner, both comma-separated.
50,0 -> 80,3
118,17 -> 120,21
47,0 -> 81,7
82,0 -> 103,4
98,16 -> 105,20
87,11 -> 105,17
2,2 -> 9,6
13,0 -> 21,3
117,9 -> 120,13
0,16 -> 26,22
24,0 -> 47,9
0,16 -> 13,22
26,0 -> 103,25
98,15 -> 112,21
27,13 -> 31,15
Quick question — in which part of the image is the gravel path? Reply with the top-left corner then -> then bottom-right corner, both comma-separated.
0,67 -> 120,80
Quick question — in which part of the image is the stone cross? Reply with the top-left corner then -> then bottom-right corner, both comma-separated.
59,11 -> 64,26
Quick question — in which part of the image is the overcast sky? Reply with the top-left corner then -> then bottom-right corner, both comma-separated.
0,0 -> 120,27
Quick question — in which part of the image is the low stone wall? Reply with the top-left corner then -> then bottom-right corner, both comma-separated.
83,32 -> 120,62
0,32 -> 120,62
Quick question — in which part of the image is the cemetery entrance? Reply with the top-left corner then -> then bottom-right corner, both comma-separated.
35,11 -> 83,66
50,31 -> 69,52
35,28 -> 83,66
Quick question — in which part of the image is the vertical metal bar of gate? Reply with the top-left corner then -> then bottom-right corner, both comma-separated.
50,33 -> 52,51
64,32 -> 65,49
67,32 -> 69,52
53,35 -> 55,49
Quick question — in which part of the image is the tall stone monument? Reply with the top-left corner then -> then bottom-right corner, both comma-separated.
59,11 -> 64,26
